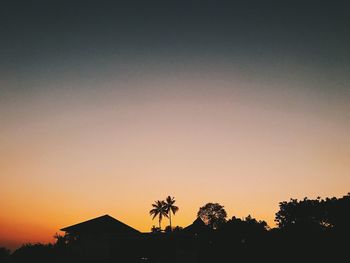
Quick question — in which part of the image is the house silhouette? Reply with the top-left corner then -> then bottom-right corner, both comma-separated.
60,214 -> 142,260
59,214 -> 208,261
183,217 -> 209,237
60,214 -> 140,237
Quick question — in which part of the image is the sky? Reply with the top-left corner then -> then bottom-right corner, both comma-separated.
1,0 -> 350,250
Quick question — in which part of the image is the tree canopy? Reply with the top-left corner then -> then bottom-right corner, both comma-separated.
197,202 -> 227,229
275,193 -> 350,231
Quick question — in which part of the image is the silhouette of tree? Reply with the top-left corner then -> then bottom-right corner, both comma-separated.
164,225 -> 172,233
11,243 -> 54,262
164,196 -> 179,230
53,233 -> 68,248
197,202 -> 227,229
275,197 -> 327,229
151,225 -> 162,233
243,215 -> 269,231
274,194 -> 350,234
220,215 -> 269,245
164,225 -> 183,233
323,193 -> 350,231
173,226 -> 183,232
150,200 -> 168,230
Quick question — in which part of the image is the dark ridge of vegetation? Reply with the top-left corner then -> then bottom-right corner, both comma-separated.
1,193 -> 349,263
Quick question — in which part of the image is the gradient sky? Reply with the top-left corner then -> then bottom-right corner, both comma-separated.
1,1 -> 350,250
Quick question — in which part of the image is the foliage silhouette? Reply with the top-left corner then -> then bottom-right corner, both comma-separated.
323,193 -> 350,231
164,196 -> 179,230
151,225 -> 162,234
197,202 -> 227,229
164,225 -> 172,233
53,233 -> 68,248
150,200 -> 168,230
3,193 -> 349,263
11,243 -> 55,263
275,193 -> 350,232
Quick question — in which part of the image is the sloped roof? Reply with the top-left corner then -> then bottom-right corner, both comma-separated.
183,217 -> 209,233
60,214 -> 140,235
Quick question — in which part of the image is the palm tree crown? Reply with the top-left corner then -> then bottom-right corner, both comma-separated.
149,200 -> 168,230
164,196 -> 179,230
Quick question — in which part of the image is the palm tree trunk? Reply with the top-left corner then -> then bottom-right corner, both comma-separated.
169,211 -> 172,230
159,218 -> 161,229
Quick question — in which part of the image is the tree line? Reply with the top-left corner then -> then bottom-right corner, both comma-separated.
149,193 -> 350,233
0,193 -> 349,262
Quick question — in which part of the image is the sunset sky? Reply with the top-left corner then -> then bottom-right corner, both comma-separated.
1,1 -> 350,250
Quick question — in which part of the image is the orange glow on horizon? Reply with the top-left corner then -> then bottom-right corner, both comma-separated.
1,71 -> 349,250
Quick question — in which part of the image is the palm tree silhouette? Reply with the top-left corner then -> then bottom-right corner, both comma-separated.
149,200 -> 168,230
164,196 -> 179,230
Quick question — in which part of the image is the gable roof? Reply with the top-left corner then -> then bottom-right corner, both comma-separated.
183,217 -> 209,233
60,214 -> 140,235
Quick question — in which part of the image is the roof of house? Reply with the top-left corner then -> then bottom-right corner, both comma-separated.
183,217 -> 209,234
60,214 -> 141,235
